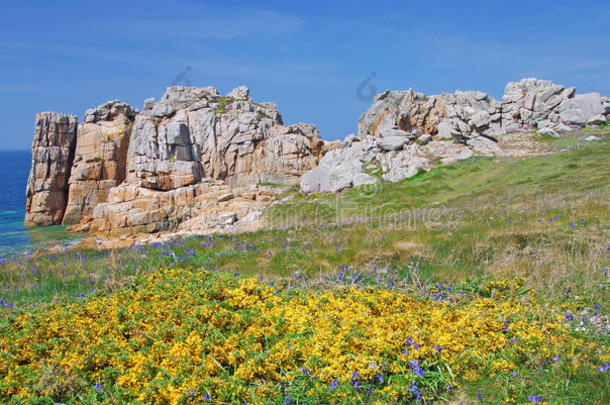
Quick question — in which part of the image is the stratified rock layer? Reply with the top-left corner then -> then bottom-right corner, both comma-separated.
25,112 -> 78,225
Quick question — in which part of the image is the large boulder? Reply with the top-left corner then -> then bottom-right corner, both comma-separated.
376,135 -> 408,151
555,93 -> 606,126
62,101 -> 137,224
501,78 -> 608,129
227,85 -> 250,100
25,112 -> 78,225
501,78 -> 574,129
300,141 -> 373,193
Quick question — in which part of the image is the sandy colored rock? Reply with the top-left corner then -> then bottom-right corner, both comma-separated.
63,101 -> 136,224
25,112 -> 78,225
126,87 -> 324,190
87,182 -> 283,237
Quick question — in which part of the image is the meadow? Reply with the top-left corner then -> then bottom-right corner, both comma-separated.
0,129 -> 608,404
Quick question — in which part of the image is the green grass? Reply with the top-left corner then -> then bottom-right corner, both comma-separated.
215,96 -> 232,114
1,130 -> 609,403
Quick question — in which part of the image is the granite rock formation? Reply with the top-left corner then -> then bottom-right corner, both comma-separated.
301,78 -> 609,193
127,86 -> 322,190
26,85 -> 325,238
62,101 -> 136,224
25,112 -> 78,225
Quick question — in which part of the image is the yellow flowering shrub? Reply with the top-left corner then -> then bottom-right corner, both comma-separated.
0,270 -> 608,404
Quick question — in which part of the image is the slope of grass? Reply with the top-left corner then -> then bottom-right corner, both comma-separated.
0,130 -> 608,404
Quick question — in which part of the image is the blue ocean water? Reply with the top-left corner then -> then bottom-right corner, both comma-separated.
0,150 -> 81,259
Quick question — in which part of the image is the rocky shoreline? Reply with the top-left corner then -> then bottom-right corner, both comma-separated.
24,78 -> 609,250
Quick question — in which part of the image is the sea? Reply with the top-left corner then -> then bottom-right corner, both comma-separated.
0,150 -> 81,259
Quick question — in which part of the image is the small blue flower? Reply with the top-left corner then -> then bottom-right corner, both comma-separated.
284,396 -> 293,405
477,392 -> 482,399
329,379 -> 338,391
95,382 -> 102,392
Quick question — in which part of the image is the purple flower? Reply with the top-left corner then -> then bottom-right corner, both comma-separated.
565,312 -> 574,321
202,393 -> 210,401
477,392 -> 482,399
330,379 -> 338,391
376,373 -> 383,383
406,337 -> 413,347
434,344 -> 442,352
284,396 -> 293,405
411,382 -> 422,401
409,360 -> 425,377
95,382 -> 102,392
553,355 -> 560,362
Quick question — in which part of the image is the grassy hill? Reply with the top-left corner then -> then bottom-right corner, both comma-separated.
0,129 -> 608,404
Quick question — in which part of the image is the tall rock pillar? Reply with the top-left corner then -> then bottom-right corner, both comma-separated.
25,112 -> 78,225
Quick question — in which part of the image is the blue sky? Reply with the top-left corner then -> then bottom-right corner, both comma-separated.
1,0 -> 609,149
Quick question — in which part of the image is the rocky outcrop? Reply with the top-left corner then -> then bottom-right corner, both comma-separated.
301,78 -> 609,193
358,89 -> 502,144
25,112 -> 78,225
501,78 -> 610,129
126,86 -> 323,190
81,182 -> 281,237
62,101 -> 136,224
26,85 -> 325,238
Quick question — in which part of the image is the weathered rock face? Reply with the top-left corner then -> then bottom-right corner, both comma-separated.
27,85 -> 325,238
301,77 -> 609,193
126,86 -> 323,190
81,182 -> 282,237
358,89 -> 502,144
25,112 -> 78,225
62,101 -> 136,224
502,78 -> 610,129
